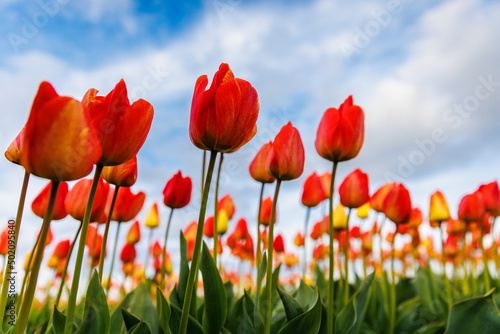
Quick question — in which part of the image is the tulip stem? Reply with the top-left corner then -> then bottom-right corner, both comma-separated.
344,208 -> 352,306
213,153 -> 224,267
388,232 -> 396,334
64,164 -> 103,334
327,161 -> 338,334
179,150 -> 218,334
439,224 -> 452,314
201,150 -> 206,201
256,183 -> 265,283
480,222 -> 490,292
55,221 -> 83,308
161,208 -> 174,289
0,171 -> 29,322
18,232 -> 39,314
14,181 -> 60,334
460,231 -> 469,295
144,227 -> 153,280
303,207 -> 310,279
106,222 -> 122,296
265,179 -> 281,334
98,186 -> 120,283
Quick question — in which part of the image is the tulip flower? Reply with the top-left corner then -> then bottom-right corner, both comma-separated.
383,184 -> 412,225
458,192 -> 486,223
478,181 -> 500,216
319,172 -> 332,200
109,187 -> 145,223
260,197 -> 276,226
32,181 -> 69,221
53,240 -> 71,259
163,171 -> 192,209
127,221 -> 141,244
370,183 -> 396,213
273,235 -> 285,254
4,127 -> 25,165
357,202 -> 370,219
65,178 -> 110,223
429,191 -> 451,223
339,169 -> 370,209
144,203 -> 160,228
333,204 -> 348,230
294,233 -> 305,247
249,142 -> 276,184
102,156 -> 138,188
408,208 -> 423,228
218,194 -> 235,220
151,241 -> 162,259
120,243 -> 136,263
301,172 -> 325,208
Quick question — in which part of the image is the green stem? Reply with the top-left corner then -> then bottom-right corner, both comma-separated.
160,208 -> 174,288
327,161 -> 338,334
344,208 -> 352,306
98,186 -> 119,282
480,222 -> 490,292
303,207 -> 311,279
256,183 -> 265,281
388,232 -> 396,334
440,224 -> 452,313
55,221 -> 83,308
201,151 -> 206,202
265,179 -> 281,334
179,150 -> 217,334
106,222 -> 122,296
461,231 -> 469,295
18,232 -> 39,314
14,181 -> 60,334
0,171 -> 29,320
64,164 -> 103,334
213,153 -> 224,267
144,227 -> 153,280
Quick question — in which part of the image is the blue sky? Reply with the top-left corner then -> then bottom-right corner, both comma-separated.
1,0 -> 499,288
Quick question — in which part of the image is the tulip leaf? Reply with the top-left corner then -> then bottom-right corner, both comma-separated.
225,291 -> 255,334
254,253 -> 267,332
224,280 -> 235,320
76,271 -> 110,334
169,303 -> 204,334
156,287 -> 172,334
200,242 -> 227,334
335,272 -> 374,334
126,321 -> 152,334
412,321 -> 445,334
445,290 -> 500,334
294,280 -> 314,308
315,264 -> 328,299
258,262 -> 282,321
277,287 -> 305,321
53,306 -> 78,334
177,231 -> 190,308
122,308 -> 141,330
414,267 -> 444,319
277,287 -> 322,334
110,288 -> 135,334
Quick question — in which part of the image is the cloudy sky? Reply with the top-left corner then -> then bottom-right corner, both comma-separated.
0,0 -> 499,287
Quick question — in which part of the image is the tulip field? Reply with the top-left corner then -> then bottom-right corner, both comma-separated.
2,63 -> 500,334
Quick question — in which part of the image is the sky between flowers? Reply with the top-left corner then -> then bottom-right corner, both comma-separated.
0,0 -> 499,281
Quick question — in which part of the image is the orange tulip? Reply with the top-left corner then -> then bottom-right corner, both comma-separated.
88,234 -> 104,260
65,177 -> 109,222
32,181 -> 69,220
249,142 -> 275,184
266,122 -> 305,181
218,194 -> 235,220
126,221 -> 141,244
429,191 -> 450,223
83,79 -> 154,166
383,184 -> 412,225
19,82 -> 102,181
315,96 -> 364,162
339,169 -> 369,208
86,225 -> 97,248
260,197 -> 277,226
53,240 -> 70,259
102,156 -> 138,187
184,222 -> 198,242
110,187 -> 145,222
458,192 -> 486,222
232,218 -> 249,240
294,233 -> 305,247
151,241 -> 162,259
4,126 -> 25,165
370,183 -> 396,213
477,181 -> 500,216
301,172 -> 325,208
189,63 -> 259,153
163,171 -> 192,209
319,172 -> 332,200
408,208 -> 423,228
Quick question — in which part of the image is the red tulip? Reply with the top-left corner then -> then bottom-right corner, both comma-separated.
319,172 -> 332,200
478,181 -> 500,216
4,126 -> 25,165
315,95 -> 364,162
65,177 -> 110,222
19,82 -> 102,181
249,142 -> 275,184
162,171 -> 192,209
32,181 -> 69,220
273,234 -> 285,253
408,208 -> 423,228
266,122 -> 305,181
83,79 -> 154,166
151,241 -> 162,259
110,187 -> 145,222
458,192 -> 486,222
120,243 -> 136,263
383,184 -> 412,225
0,229 -> 9,256
339,169 -> 370,208
218,194 -> 235,220
203,216 -> 214,238
127,221 -> 141,244
102,156 -> 138,187
260,197 -> 277,226
370,183 -> 396,213
301,172 -> 325,208
53,240 -> 70,259
232,218 -> 249,240
189,63 -> 259,153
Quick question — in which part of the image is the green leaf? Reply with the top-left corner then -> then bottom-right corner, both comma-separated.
225,291 -> 254,334
122,308 -> 141,330
177,231 -> 189,308
411,321 -> 445,334
258,263 -> 282,321
413,267 -> 444,319
277,287 -> 305,321
224,281 -> 235,321
53,307 -> 77,334
254,253 -> 267,332
169,303 -> 204,334
315,264 -> 328,299
126,321 -> 152,334
445,290 -> 500,334
76,271 -> 110,334
294,280 -> 314,308
200,242 -> 227,334
277,287 -> 322,334
110,289 -> 135,334
396,278 -> 416,305
335,272 -> 374,334
156,287 -> 172,334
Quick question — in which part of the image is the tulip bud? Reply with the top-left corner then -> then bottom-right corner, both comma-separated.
120,243 -> 136,262
260,197 -> 277,226
127,221 -> 141,244
266,122 -> 305,180
53,240 -> 71,259
273,235 -> 285,253
151,241 -> 162,259
357,202 -> 370,219
477,181 -> 500,216
333,204 -> 348,230
163,171 -> 192,209
458,192 -> 486,222
218,194 -> 235,220
144,203 -> 160,228
339,169 -> 370,208
294,233 -> 305,247
301,172 -> 325,208
383,184 -> 412,225
429,191 -> 451,223
249,142 -> 275,183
